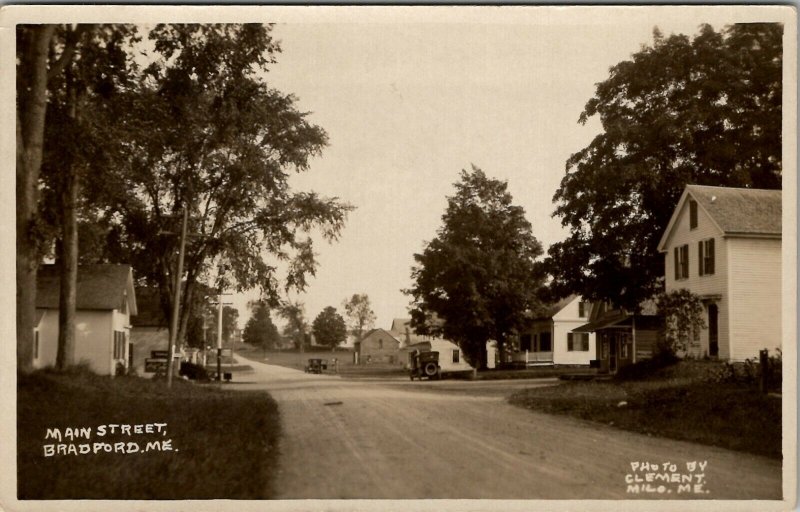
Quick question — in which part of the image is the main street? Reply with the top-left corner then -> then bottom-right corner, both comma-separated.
229,354 -> 782,500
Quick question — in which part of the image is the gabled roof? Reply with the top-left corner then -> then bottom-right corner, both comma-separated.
37,264 -> 137,315
390,318 -> 411,333
359,328 -> 400,343
658,185 -> 782,251
532,294 -> 578,320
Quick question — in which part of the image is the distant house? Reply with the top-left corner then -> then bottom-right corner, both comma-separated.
35,264 -> 137,376
354,328 -> 401,364
516,295 -> 596,366
657,184 -> 782,361
129,287 -> 169,374
573,301 -> 661,374
389,318 -> 438,347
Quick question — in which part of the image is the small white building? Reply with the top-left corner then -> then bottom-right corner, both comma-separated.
35,264 -> 137,375
402,339 -> 474,373
516,295 -> 596,366
657,185 -> 782,361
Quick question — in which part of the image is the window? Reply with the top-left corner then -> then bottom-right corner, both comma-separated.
674,244 -> 689,280
568,332 -> 590,352
689,200 -> 698,229
378,338 -> 383,349
113,331 -> 125,359
520,334 -> 532,351
452,349 -> 460,364
698,238 -> 715,276
539,332 -> 552,352
578,301 -> 587,318
34,330 -> 39,359
621,341 -> 628,358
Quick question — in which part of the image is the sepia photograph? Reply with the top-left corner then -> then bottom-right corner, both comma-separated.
2,5 -> 796,511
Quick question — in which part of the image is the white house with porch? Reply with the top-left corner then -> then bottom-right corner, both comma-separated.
515,295 -> 596,366
35,264 -> 137,375
657,184 -> 782,361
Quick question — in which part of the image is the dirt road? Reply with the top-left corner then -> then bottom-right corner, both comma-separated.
230,355 -> 782,500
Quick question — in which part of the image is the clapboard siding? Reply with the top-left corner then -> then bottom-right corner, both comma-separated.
726,237 -> 782,360
662,195 -> 730,358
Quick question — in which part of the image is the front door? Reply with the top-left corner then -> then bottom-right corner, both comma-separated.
708,304 -> 719,357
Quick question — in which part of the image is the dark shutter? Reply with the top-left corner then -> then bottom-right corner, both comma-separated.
682,245 -> 689,279
708,238 -> 715,275
567,333 -> 574,351
674,247 -> 679,280
698,241 -> 704,276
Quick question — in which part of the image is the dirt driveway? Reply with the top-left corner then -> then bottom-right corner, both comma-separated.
230,354 -> 782,500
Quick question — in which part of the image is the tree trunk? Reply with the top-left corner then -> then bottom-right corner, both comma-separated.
56,66 -> 79,370
56,170 -> 78,369
17,26 -> 56,373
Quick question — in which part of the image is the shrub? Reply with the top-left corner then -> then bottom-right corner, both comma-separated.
614,351 -> 679,381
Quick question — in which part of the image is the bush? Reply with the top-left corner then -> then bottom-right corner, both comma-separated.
614,351 -> 679,381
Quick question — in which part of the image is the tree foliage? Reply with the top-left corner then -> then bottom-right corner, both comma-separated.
656,289 -> 707,355
243,303 -> 280,349
312,306 -> 347,349
85,24 -> 352,344
406,166 -> 546,367
342,293 -> 376,342
279,300 -> 309,350
546,23 -> 783,310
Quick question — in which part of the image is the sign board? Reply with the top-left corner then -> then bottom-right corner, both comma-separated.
220,348 -> 233,358
145,358 -> 168,373
151,350 -> 169,359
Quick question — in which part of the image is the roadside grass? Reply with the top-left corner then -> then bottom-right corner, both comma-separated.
18,367 -> 281,499
508,362 -> 781,459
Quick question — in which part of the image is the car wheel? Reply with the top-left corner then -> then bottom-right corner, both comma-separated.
423,362 -> 438,377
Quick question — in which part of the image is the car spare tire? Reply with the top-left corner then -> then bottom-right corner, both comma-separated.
423,362 -> 438,377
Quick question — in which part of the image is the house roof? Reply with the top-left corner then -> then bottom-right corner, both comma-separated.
573,309 -> 662,333
359,328 -> 400,343
533,295 -> 578,320
573,311 -> 632,333
36,264 -> 137,315
658,185 -> 782,251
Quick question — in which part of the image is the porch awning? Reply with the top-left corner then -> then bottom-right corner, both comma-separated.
572,312 -> 632,333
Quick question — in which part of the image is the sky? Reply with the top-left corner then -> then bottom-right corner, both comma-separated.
213,7 -> 788,335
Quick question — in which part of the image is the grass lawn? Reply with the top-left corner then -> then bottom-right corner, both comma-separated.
508,362 -> 781,459
18,368 -> 281,499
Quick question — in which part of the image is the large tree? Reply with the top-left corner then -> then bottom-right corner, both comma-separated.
17,26 -> 56,372
546,23 -> 782,310
243,303 -> 280,349
312,306 -> 347,350
39,25 -> 138,369
342,293 -> 376,342
406,166 -> 546,368
94,24 -> 351,345
279,300 -> 309,351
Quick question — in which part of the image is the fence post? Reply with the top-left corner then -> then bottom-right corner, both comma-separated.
759,349 -> 769,394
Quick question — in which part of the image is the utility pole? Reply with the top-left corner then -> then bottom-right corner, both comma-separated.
209,289 -> 233,382
166,207 -> 188,388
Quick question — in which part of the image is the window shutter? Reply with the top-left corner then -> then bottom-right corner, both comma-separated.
708,238 -> 715,274
674,247 -> 679,280
682,245 -> 689,279
698,241 -> 704,276
567,333 -> 574,351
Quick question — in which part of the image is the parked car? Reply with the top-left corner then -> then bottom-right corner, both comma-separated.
409,350 -> 440,380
